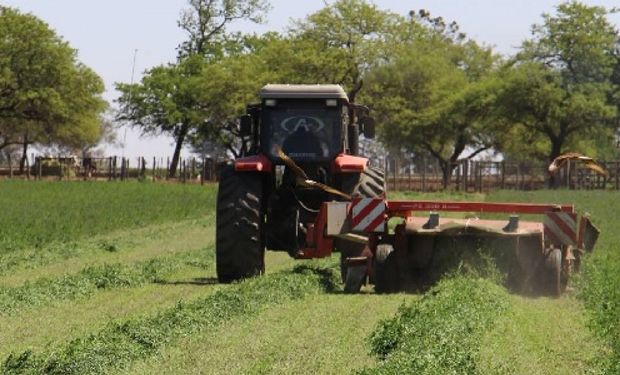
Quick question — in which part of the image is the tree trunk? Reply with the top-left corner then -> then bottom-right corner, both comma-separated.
547,137 -> 564,188
439,160 -> 452,190
19,135 -> 28,175
169,124 -> 189,178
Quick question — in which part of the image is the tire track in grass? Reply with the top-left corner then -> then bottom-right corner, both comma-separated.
1,262 -> 338,375
0,217 -> 214,287
0,252 -> 295,358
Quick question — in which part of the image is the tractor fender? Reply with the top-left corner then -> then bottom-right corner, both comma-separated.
234,154 -> 273,173
331,154 -> 368,173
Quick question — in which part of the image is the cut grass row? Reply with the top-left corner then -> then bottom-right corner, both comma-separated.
0,246 -> 212,315
0,180 -> 217,253
362,276 -> 509,375
1,262 -> 340,375
0,251 -> 296,359
0,217 -> 213,285
364,189 -> 615,374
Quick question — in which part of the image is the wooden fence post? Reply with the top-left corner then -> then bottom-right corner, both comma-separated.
408,162 -> 412,191
479,162 -> 483,192
7,154 -> 12,178
58,156 -> 63,180
113,156 -> 118,180
25,154 -> 30,179
393,158 -> 398,191
615,161 -> 619,190
37,156 -> 42,180
201,158 -> 206,185
500,162 -> 505,190
421,157 -> 426,192
461,161 -> 467,192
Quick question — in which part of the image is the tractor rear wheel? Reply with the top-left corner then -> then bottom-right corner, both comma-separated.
374,244 -> 400,293
542,248 -> 562,296
337,166 -> 386,285
340,166 -> 386,199
216,166 -> 265,283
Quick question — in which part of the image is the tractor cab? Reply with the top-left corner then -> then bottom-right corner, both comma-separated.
241,84 -> 374,163
218,84 -> 384,282
260,84 -> 349,163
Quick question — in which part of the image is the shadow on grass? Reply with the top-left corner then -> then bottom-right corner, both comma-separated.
155,277 -> 219,286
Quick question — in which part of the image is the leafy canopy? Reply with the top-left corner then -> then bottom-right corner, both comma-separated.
0,7 -> 107,151
500,2 -> 619,162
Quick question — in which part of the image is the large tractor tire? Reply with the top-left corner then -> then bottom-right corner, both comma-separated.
374,244 -> 400,293
541,247 -> 562,296
337,166 -> 386,288
216,166 -> 265,283
340,166 -> 386,199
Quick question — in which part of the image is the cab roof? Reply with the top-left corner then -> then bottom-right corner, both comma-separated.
260,84 -> 349,101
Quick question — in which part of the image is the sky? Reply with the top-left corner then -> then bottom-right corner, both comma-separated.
4,0 -> 620,159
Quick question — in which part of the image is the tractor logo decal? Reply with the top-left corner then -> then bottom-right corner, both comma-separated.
281,116 -> 325,134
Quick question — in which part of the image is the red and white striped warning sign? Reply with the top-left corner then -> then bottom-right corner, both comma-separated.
544,211 -> 578,247
351,198 -> 386,233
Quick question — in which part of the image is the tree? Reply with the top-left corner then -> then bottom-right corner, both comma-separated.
117,0 -> 269,171
290,0 -> 399,102
177,0 -> 269,58
364,15 -> 501,188
190,52 -> 266,157
116,57 -> 206,177
498,62 -> 616,163
502,2 -> 619,169
78,109 -> 119,157
0,7 -> 107,170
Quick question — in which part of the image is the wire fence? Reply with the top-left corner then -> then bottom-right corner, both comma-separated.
0,155 -> 225,184
1,154 -> 618,191
383,158 -> 620,192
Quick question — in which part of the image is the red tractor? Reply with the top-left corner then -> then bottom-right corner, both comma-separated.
216,84 -> 383,283
216,84 -> 599,295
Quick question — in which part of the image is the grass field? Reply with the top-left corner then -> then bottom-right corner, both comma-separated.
0,180 -> 617,374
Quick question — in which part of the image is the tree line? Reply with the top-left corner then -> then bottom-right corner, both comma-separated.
3,1 -> 619,185
0,6 -> 108,173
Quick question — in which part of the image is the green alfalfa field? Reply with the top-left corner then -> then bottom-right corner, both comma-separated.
0,179 -> 617,374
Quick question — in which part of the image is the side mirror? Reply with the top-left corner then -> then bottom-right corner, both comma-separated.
361,116 -> 375,139
239,115 -> 252,137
